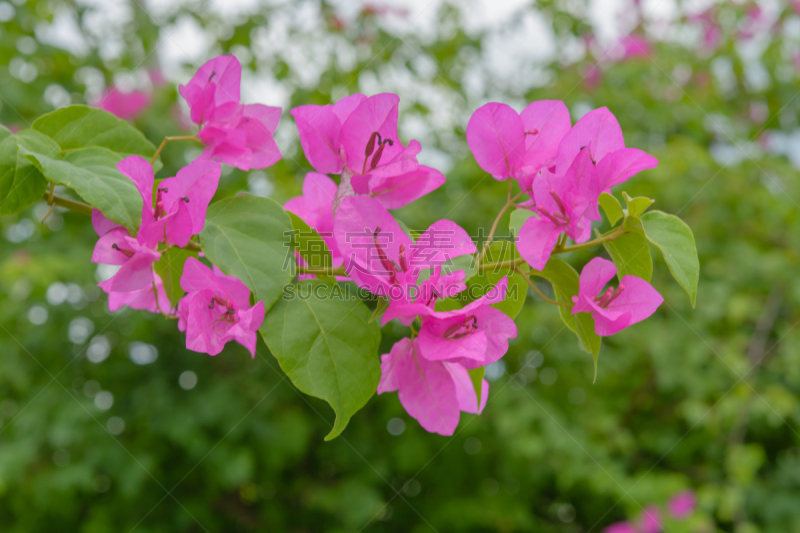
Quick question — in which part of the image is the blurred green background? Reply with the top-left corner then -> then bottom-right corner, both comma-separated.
2,0 -> 800,531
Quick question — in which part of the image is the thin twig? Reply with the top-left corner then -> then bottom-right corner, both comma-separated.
515,267 -> 568,306
41,193 -> 93,215
150,135 -> 200,165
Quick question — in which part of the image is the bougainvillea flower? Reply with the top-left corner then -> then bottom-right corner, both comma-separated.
90,209 -> 163,310
555,107 -> 625,174
197,103 -> 282,171
604,522 -> 636,533
377,337 -> 488,435
93,87 -> 151,121
667,490 -> 697,519
639,505 -> 662,533
415,277 -> 517,369
334,196 -> 475,312
178,257 -> 265,357
117,156 -> 220,248
107,275 -> 171,314
179,54 -> 242,126
571,257 -> 663,336
517,148 -> 600,270
284,172 -> 343,267
290,93 -> 445,209
466,100 -> 571,181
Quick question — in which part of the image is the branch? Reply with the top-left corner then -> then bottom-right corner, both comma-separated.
151,135 -> 200,165
552,224 -> 627,254
478,181 -> 525,265
41,193 -> 93,215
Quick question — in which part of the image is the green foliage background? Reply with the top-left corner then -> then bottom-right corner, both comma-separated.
2,1 -> 800,531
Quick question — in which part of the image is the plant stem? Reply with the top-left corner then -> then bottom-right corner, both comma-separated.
515,267 -> 568,306
553,224 -> 626,254
150,135 -> 200,165
478,224 -> 628,271
297,265 -> 347,276
479,181 -> 525,265
41,193 -> 93,215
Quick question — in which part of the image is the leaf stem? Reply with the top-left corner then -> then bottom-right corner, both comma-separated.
515,267 -> 568,306
41,192 -> 93,215
150,135 -> 200,165
478,224 -> 628,271
553,224 -> 627,254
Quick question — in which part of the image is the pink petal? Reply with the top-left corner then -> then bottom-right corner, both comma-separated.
444,362 -> 488,414
572,257 -> 617,313
332,93 -> 367,123
595,275 -> 663,336
98,245 -> 160,293
334,196 -> 413,291
160,159 -> 222,234
410,220 -> 476,269
378,338 -> 461,436
239,103 -> 282,169
91,209 -> 121,237
517,216 -> 563,271
556,107 -> 625,173
184,290 -> 231,356
520,100 -> 571,169
179,55 -> 242,125
107,274 -> 170,314
341,93 -> 401,174
117,155 -> 154,221
290,104 -> 345,174
418,317 -> 489,363
211,264 -> 254,309
466,102 -> 525,179
596,148 -> 658,192
365,164 -> 446,209
91,227 -> 136,266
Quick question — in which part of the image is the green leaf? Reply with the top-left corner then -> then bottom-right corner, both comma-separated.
260,279 -> 381,440
200,195 -> 295,313
509,208 -> 535,237
369,296 -> 390,323
11,106 -> 160,231
470,240 -> 527,319
622,191 -> 655,217
288,212 -> 333,277
602,216 -> 652,282
467,367 -> 485,407
153,247 -> 198,308
598,192 -> 623,226
17,131 -> 144,233
641,210 -> 699,308
532,257 -> 602,374
0,128 -> 48,215
32,105 -> 157,162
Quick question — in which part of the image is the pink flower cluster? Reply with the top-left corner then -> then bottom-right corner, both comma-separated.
285,93 -> 516,435
467,102 -> 663,336
92,55 -> 271,358
88,55 -> 667,433
605,490 -> 697,532
180,55 -> 281,171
